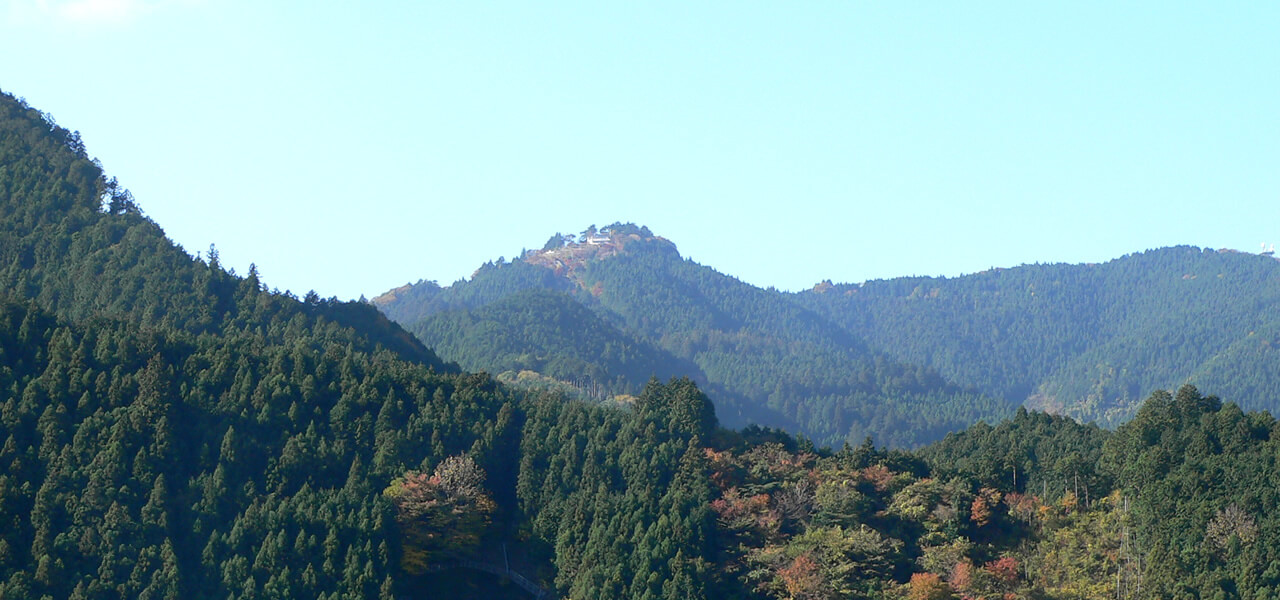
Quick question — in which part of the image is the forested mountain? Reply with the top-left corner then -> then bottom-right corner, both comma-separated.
379,224 -> 1280,441
376,227 -> 1008,449
0,97 -> 442,371
797,246 -> 1280,425
0,88 -> 515,598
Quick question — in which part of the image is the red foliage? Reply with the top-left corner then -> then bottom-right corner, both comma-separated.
860,465 -> 895,491
394,472 -> 442,520
1003,492 -> 1040,523
712,487 -> 778,538
385,456 -> 495,573
983,556 -> 1019,586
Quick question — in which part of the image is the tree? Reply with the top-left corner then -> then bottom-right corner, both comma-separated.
383,454 -> 496,573
908,572 -> 955,600
638,377 -> 718,440
1206,503 -> 1258,557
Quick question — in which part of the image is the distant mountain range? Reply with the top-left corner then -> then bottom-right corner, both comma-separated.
375,224 -> 1280,447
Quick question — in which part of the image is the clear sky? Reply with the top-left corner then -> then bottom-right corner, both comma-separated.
3,1 -> 1277,300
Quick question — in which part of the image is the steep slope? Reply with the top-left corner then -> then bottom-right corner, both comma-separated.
377,225 -> 1012,448
0,88 -> 523,599
797,246 -> 1280,424
0,93 -> 445,370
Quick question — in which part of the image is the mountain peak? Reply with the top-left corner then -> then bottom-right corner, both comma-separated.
524,222 -> 677,274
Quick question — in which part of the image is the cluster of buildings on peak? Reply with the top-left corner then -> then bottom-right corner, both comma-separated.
540,223 -> 661,252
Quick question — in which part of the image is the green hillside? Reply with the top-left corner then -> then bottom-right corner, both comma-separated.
798,246 -> 1280,425
0,95 -> 443,370
0,88 -> 775,600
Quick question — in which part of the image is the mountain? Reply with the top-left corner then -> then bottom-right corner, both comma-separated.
376,225 -> 1010,448
377,227 -> 1280,442
797,246 -> 1280,425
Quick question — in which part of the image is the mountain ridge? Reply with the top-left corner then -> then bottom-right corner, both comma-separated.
377,226 -> 1280,442
376,223 -> 1012,448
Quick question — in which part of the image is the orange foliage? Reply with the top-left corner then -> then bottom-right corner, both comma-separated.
970,496 -> 992,527
785,452 -> 817,470
970,487 -> 1002,527
949,561 -> 972,590
704,448 -> 743,490
711,487 -> 779,540
778,553 -> 825,600
1058,491 -> 1078,513
909,572 -> 955,600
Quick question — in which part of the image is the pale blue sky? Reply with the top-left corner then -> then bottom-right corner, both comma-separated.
3,1 -> 1277,299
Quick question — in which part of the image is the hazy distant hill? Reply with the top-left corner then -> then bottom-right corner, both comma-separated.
797,246 -> 1280,425
375,225 -> 1009,448
378,228 -> 1280,439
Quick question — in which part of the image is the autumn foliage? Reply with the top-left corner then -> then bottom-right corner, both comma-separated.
909,572 -> 955,600
777,553 -> 825,600
383,455 -> 496,574
969,487 -> 1002,527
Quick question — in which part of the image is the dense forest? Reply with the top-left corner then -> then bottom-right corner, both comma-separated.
0,88 -> 520,598
7,87 -> 1280,600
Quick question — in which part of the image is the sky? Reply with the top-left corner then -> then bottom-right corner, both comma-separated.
2,1 -> 1277,300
